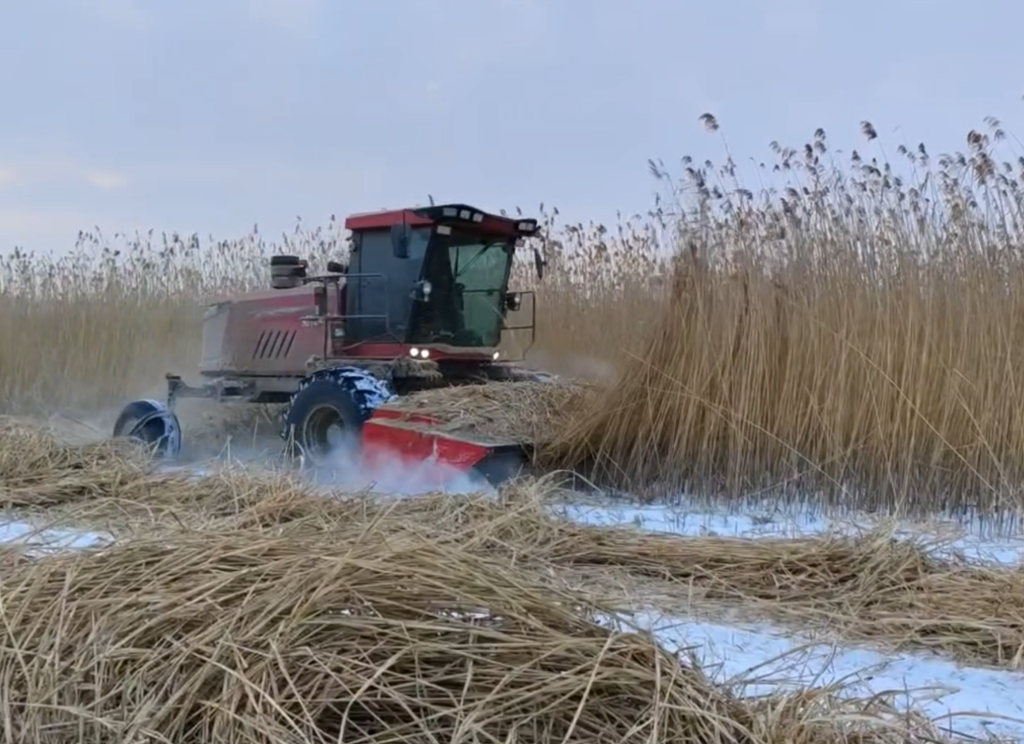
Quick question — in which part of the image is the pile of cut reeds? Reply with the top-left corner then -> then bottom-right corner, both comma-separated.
383,378 -> 597,442
522,513 -> 1024,669
217,489 -> 1024,670
0,520 -> 953,744
0,417 -> 155,508
0,418 -> 311,528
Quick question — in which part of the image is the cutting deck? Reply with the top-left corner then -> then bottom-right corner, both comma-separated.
362,404 -> 531,484
359,377 -> 596,484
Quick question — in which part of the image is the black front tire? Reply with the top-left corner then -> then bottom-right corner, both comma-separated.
283,381 -> 363,465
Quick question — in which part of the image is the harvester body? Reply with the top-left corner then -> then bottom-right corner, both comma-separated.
113,203 -> 549,484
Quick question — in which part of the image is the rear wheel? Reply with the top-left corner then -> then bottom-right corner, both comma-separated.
112,399 -> 182,458
283,380 -> 363,466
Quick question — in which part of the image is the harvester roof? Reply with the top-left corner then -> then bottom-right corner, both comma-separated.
344,203 -> 539,238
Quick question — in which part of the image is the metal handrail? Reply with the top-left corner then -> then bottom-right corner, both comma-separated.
302,271 -> 403,356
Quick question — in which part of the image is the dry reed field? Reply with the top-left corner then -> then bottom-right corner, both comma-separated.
8,117 -> 1024,514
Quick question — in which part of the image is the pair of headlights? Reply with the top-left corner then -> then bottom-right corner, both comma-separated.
408,347 -> 501,361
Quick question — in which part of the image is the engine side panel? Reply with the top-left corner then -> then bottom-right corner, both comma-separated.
199,285 -> 338,377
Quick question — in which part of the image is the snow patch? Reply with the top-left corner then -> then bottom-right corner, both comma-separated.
560,500 -> 1024,566
0,521 -> 111,553
630,613 -> 1024,742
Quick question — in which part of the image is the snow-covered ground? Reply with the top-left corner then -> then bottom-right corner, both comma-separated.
559,495 -> 1024,740
624,612 -> 1024,742
0,520 -> 110,553
560,499 -> 1024,566
561,498 -> 1024,741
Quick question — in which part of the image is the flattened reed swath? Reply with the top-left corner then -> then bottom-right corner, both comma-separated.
0,524 -> 954,744
241,487 -> 1024,670
0,417 -> 156,508
542,118 -> 1024,516
0,418 -> 332,534
12,413 -> 1024,675
526,513 -> 1024,670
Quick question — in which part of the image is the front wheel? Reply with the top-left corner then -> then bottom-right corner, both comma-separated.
282,380 -> 363,466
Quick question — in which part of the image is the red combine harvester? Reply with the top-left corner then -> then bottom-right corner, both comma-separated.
112,203 -> 551,485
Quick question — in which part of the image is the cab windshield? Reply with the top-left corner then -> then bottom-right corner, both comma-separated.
408,231 -> 514,348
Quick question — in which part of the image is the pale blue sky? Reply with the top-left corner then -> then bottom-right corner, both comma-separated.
1,0 -> 1022,253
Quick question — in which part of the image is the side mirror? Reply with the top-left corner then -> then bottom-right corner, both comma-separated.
533,247 -> 547,280
391,224 -> 410,258
504,292 -> 522,312
326,260 -> 346,274
410,279 -> 433,302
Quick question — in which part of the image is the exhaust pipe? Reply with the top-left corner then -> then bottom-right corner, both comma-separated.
270,255 -> 307,289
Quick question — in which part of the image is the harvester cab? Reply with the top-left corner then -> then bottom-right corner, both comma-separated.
330,203 -> 545,362
111,203 -> 552,484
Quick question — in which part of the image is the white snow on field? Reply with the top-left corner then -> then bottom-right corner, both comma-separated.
0,520 -> 110,553
621,612 -> 1024,743
559,500 -> 1024,566
565,498 -> 1024,740
559,499 -> 1024,741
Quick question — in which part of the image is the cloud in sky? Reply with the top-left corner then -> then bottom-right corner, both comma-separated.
0,207 -> 119,252
245,0 -> 322,37
0,208 -> 92,235
86,171 -> 128,190
3,0 -> 1024,254
0,158 -> 127,190
78,0 -> 150,31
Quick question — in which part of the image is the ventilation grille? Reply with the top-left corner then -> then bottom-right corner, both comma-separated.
253,329 -> 297,360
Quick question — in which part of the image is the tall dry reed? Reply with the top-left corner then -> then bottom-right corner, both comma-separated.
544,116 -> 1024,516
